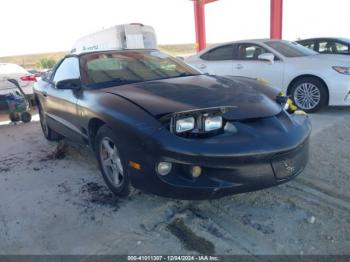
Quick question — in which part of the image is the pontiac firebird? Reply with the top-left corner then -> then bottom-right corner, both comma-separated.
34,49 -> 311,199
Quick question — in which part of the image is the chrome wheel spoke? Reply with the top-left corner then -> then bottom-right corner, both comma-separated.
116,157 -> 124,174
102,140 -> 114,155
102,156 -> 113,167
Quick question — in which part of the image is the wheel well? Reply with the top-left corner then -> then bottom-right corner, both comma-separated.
88,118 -> 106,151
34,95 -> 41,108
286,74 -> 329,104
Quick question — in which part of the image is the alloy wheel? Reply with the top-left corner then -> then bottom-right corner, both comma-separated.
294,82 -> 321,110
99,137 -> 124,187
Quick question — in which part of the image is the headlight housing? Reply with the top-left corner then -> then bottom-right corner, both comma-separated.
332,66 -> 350,75
175,117 -> 195,133
167,107 -> 233,137
204,115 -> 223,132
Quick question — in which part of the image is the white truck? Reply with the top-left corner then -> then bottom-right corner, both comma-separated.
71,23 -> 158,54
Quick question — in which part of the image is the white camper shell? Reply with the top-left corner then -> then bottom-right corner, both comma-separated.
71,24 -> 157,54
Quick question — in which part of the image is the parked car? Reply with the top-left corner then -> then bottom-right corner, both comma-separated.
34,49 -> 311,199
297,37 -> 350,55
28,69 -> 43,77
185,39 -> 350,112
0,63 -> 36,110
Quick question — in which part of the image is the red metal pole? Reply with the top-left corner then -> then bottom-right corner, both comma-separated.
270,0 -> 283,39
193,0 -> 217,52
194,0 -> 206,52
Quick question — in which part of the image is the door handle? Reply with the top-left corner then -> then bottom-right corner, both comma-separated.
235,64 -> 244,69
198,64 -> 207,70
42,91 -> 47,97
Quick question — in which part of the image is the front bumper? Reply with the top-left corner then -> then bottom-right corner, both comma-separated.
125,112 -> 311,199
129,138 -> 309,199
326,74 -> 350,106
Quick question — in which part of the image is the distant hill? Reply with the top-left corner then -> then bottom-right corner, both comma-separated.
0,51 -> 68,69
0,44 -> 197,69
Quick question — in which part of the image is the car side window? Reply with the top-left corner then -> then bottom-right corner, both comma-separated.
236,44 -> 269,60
335,42 -> 349,54
318,40 -> 349,54
302,41 -> 315,51
53,57 -> 80,83
200,45 -> 234,61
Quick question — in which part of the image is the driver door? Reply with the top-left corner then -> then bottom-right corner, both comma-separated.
44,57 -> 85,143
232,43 -> 284,89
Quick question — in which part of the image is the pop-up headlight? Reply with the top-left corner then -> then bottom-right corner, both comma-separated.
164,106 -> 235,136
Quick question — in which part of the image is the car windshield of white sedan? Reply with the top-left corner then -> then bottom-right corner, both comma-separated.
265,41 -> 318,57
80,51 -> 200,88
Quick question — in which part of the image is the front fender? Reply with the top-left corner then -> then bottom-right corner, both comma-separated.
78,90 -> 162,157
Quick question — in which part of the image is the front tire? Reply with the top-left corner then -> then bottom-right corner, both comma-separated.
38,104 -> 62,141
95,125 -> 130,197
290,77 -> 328,113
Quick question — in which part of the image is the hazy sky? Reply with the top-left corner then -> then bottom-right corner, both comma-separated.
0,0 -> 348,57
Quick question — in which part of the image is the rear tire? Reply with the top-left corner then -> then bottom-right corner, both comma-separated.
9,112 -> 20,122
38,103 -> 62,141
21,111 -> 32,123
290,77 -> 328,113
95,125 -> 130,197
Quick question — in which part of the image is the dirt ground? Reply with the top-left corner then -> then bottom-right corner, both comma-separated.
0,108 -> 349,255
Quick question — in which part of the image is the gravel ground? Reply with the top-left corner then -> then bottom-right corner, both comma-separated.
0,108 -> 349,255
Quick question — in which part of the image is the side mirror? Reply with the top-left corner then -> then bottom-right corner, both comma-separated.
258,53 -> 275,64
56,79 -> 81,90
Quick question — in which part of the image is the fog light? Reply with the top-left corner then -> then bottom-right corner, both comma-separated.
191,166 -> 202,178
157,162 -> 172,176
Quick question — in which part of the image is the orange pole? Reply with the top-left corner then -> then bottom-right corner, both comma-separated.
193,0 -> 217,52
270,0 -> 283,39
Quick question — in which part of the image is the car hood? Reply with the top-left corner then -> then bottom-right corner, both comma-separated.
102,75 -> 281,120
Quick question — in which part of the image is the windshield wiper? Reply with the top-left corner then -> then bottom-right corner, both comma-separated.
159,73 -> 198,81
87,78 -> 141,88
177,72 -> 197,77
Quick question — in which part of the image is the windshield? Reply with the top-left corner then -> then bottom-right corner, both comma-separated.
265,41 -> 318,57
80,50 -> 200,88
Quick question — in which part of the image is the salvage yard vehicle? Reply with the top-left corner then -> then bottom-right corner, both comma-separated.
34,25 -> 311,199
0,63 -> 36,109
0,79 -> 32,123
185,39 -> 350,113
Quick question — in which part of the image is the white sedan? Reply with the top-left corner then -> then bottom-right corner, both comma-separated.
0,63 -> 36,96
185,39 -> 350,112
